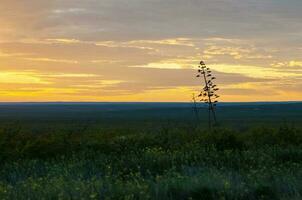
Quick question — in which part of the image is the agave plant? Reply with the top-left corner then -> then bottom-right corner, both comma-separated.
192,93 -> 200,122
196,61 -> 219,128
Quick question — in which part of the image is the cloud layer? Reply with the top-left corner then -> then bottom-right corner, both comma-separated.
0,0 -> 301,101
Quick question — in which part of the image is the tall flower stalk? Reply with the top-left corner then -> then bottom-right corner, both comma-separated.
192,93 -> 200,122
196,61 -> 219,128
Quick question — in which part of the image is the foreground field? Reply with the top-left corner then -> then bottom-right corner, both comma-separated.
0,103 -> 302,199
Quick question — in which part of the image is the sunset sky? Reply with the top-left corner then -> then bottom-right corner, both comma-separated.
1,0 -> 302,102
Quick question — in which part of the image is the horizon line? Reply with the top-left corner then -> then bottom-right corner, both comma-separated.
0,101 -> 301,104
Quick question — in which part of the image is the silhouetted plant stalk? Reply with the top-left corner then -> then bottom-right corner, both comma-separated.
196,61 -> 219,128
192,93 -> 200,122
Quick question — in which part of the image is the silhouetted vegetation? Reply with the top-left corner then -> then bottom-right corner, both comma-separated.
196,61 -> 220,128
0,103 -> 302,200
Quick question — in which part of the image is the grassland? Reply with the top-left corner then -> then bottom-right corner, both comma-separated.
0,102 -> 302,199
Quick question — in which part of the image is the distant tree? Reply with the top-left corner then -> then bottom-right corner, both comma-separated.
196,61 -> 220,128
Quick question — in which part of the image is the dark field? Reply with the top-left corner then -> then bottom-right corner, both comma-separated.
0,102 -> 302,199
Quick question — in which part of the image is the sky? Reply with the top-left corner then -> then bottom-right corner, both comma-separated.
0,0 -> 302,102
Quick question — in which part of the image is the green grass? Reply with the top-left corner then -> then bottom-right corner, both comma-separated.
0,102 -> 302,199
0,122 -> 302,199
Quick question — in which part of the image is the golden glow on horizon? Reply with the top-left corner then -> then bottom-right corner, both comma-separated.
0,71 -> 50,84
1,52 -> 302,102
0,0 -> 302,102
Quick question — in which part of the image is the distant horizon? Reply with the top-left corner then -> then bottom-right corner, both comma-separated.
0,101 -> 301,104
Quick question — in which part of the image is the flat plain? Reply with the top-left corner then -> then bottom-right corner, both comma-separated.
0,102 -> 301,199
